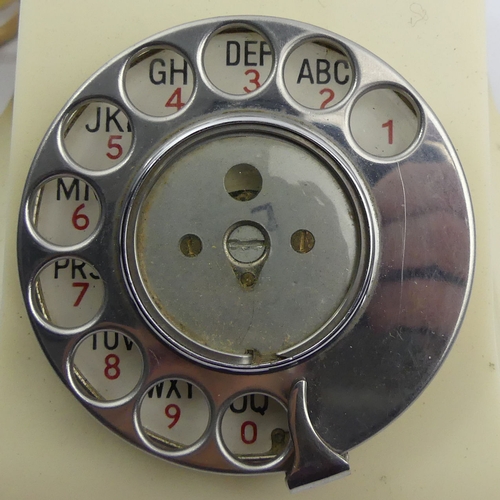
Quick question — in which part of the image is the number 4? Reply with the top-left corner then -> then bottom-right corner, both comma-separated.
165,88 -> 185,111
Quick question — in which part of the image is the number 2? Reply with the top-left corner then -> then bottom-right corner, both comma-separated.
319,88 -> 335,109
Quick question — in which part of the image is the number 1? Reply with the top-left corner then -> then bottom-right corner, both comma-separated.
382,119 -> 394,144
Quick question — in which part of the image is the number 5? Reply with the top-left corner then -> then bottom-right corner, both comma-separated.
106,135 -> 123,160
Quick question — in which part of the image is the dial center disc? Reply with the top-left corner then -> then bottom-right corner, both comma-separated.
126,121 -> 369,367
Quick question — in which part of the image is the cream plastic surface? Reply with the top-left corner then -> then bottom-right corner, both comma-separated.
1,1 -> 500,498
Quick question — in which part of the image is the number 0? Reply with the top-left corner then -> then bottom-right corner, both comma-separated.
241,421 -> 257,444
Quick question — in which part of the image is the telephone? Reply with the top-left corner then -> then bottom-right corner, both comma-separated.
2,1 -> 500,499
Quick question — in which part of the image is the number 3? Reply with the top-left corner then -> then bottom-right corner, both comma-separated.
243,69 -> 261,93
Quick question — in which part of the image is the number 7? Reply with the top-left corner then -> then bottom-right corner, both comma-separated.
72,282 -> 89,307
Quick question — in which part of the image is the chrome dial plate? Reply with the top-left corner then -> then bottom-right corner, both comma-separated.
18,16 -> 473,487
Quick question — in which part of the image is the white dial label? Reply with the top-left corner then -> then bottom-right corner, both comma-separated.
350,88 -> 420,157
31,176 -> 100,246
63,101 -> 133,170
125,47 -> 194,117
72,331 -> 143,401
204,28 -> 273,95
34,258 -> 104,328
284,40 -> 353,109
139,379 -> 210,449
221,394 -> 289,458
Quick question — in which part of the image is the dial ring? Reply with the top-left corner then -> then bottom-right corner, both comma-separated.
17,16 -> 473,475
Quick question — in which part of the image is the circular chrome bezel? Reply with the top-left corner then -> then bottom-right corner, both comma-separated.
122,116 -> 376,371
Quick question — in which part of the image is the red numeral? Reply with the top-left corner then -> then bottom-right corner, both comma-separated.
382,119 -> 394,144
165,404 -> 181,428
72,282 -> 89,307
241,421 -> 257,444
243,69 -> 261,93
165,88 -> 185,111
72,203 -> 90,230
106,135 -> 123,160
319,88 -> 335,109
104,354 -> 121,380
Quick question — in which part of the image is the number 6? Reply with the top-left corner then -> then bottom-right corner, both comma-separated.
72,203 -> 90,230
